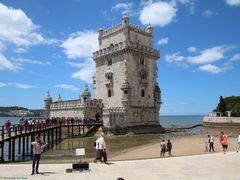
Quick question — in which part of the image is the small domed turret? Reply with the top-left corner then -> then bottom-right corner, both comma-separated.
122,14 -> 129,25
81,83 -> 91,102
44,91 -> 52,118
44,91 -> 52,101
56,94 -> 62,102
146,23 -> 153,34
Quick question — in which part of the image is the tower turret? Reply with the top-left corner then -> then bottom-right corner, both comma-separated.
44,91 -> 52,118
81,83 -> 91,102
56,94 -> 62,102
122,14 -> 129,25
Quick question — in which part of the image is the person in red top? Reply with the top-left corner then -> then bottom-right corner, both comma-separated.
220,131 -> 229,154
5,119 -> 11,136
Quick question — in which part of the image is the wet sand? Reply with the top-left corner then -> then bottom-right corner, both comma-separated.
110,134 -> 239,161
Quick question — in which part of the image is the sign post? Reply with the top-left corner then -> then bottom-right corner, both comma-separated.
76,148 -> 85,163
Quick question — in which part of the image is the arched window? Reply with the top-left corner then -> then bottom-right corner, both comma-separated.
140,58 -> 144,65
108,58 -> 112,66
141,89 -> 145,97
108,89 -> 112,97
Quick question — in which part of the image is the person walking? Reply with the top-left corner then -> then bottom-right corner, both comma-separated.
160,140 -> 166,157
31,135 -> 48,175
220,131 -> 229,154
94,133 -> 107,163
167,139 -> 172,157
208,135 -> 215,152
237,133 -> 240,153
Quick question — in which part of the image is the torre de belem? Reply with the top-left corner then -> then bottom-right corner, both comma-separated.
44,15 -> 162,129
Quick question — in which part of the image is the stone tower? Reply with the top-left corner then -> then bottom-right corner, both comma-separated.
44,91 -> 52,118
93,15 -> 161,128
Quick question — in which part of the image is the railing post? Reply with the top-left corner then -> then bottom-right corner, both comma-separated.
14,125 -> 17,136
12,138 -> 15,162
8,126 -> 11,137
1,126 -> 4,140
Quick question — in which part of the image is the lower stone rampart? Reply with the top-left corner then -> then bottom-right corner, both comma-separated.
203,116 -> 240,127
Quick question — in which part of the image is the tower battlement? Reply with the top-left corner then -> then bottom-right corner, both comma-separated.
93,40 -> 160,59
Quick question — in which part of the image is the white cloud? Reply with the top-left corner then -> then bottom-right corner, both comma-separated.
0,42 -> 4,50
15,58 -> 51,65
112,3 -> 134,15
61,31 -> 98,59
0,3 -> 57,47
139,1 -> 177,27
187,46 -> 197,53
157,37 -> 169,45
202,9 -> 217,17
165,45 -> 236,74
225,0 -> 240,6
178,0 -> 197,14
178,0 -> 190,4
230,53 -> 240,61
61,30 -> 98,83
0,3 -> 38,46
0,82 -> 36,88
198,64 -> 224,74
187,46 -> 230,64
68,59 -> 95,84
14,48 -> 27,54
0,53 -> 19,71
54,84 -> 80,92
165,52 -> 185,62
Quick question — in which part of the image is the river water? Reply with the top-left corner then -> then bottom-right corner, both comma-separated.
0,115 -> 204,126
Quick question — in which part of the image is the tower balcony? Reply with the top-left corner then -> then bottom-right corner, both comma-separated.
105,79 -> 113,88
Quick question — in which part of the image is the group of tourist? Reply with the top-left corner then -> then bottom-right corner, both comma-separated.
204,131 -> 240,154
29,131 -> 240,175
160,139 -> 172,157
204,134 -> 215,152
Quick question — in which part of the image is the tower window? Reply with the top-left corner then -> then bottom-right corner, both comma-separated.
124,90 -> 128,94
140,58 -> 144,65
140,74 -> 145,80
141,89 -> 145,97
108,89 -> 112,97
108,58 -> 112,66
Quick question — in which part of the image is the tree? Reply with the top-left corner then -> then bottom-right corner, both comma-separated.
216,96 -> 227,114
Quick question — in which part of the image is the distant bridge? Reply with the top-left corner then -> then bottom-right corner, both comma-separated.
0,120 -> 103,162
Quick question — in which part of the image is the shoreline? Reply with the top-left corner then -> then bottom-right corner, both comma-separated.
1,125 -> 240,164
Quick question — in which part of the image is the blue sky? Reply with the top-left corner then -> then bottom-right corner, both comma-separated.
0,0 -> 239,115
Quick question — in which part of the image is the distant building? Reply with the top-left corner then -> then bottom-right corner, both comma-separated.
44,15 -> 162,128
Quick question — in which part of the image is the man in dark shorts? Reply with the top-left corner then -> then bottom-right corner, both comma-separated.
220,131 -> 228,154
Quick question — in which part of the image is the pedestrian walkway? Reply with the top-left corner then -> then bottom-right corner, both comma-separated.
0,152 -> 239,180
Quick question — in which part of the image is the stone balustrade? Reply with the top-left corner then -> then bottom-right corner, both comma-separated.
50,99 -> 103,110
93,41 -> 160,59
203,116 -> 240,123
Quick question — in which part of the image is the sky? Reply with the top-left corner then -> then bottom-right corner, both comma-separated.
0,0 -> 240,115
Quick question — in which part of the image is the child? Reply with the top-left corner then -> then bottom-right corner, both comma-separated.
204,141 -> 208,152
